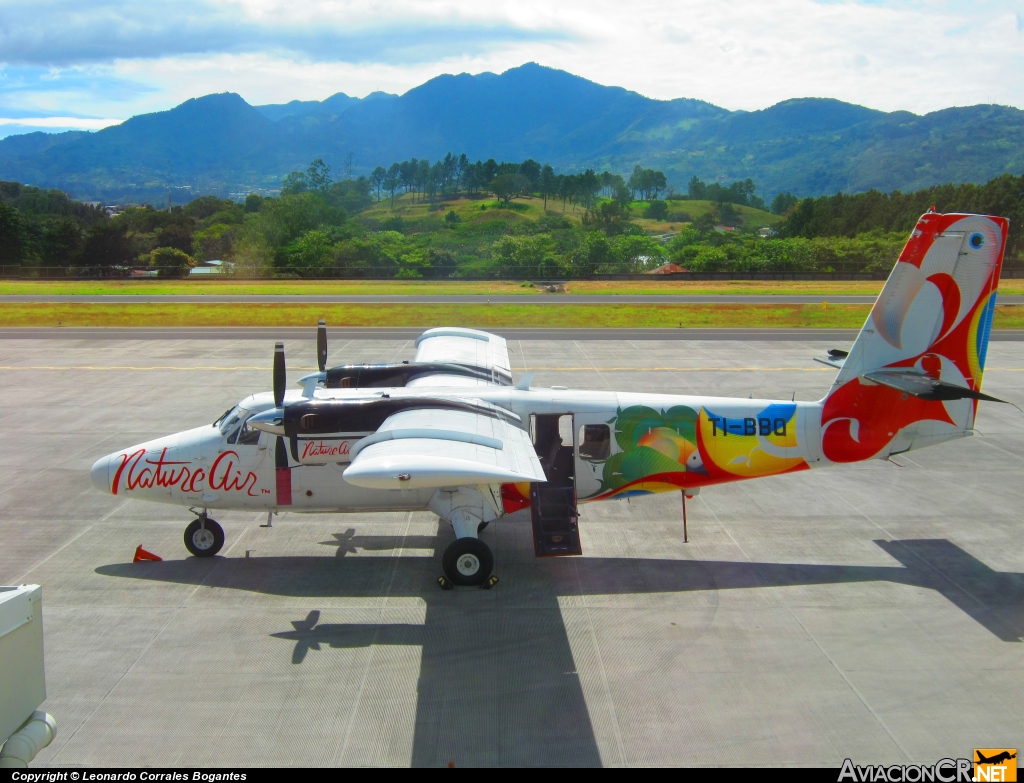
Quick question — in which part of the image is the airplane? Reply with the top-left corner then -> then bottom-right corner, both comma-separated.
976,751 -> 1017,765
91,211 -> 1013,588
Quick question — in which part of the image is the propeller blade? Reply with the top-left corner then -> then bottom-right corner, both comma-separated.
273,342 -> 286,407
317,319 -> 328,373
275,435 -> 289,470
275,435 -> 292,508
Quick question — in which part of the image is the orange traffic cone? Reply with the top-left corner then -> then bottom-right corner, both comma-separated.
133,545 -> 162,562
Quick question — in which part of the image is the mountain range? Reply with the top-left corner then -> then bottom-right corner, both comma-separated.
1,63 -> 1022,204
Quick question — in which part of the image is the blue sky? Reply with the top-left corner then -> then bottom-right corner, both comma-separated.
1,0 -> 1022,136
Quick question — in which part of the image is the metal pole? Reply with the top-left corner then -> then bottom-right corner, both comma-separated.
682,491 -> 688,543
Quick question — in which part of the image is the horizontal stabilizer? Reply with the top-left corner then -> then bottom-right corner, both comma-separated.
862,371 -> 1009,404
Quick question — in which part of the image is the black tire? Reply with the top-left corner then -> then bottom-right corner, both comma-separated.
442,538 -> 494,587
184,517 -> 224,557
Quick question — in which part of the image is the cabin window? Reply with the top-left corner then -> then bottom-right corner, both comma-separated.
579,424 -> 611,461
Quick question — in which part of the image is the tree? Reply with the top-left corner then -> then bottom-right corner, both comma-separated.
491,173 -> 529,204
578,169 -> 600,209
80,222 -> 133,275
584,199 -> 631,234
519,159 -> 541,192
307,159 -> 332,194
244,193 -> 264,213
370,166 -> 387,201
39,217 -> 84,266
155,224 -> 194,254
281,171 -> 309,195
570,232 -> 615,275
644,200 -> 668,220
399,159 -> 417,200
628,165 -> 644,200
0,203 -> 28,265
149,247 -> 195,277
540,164 -> 556,210
480,159 -> 498,187
280,229 -> 337,273
718,202 -> 740,226
614,184 -> 632,210
491,235 -> 552,276
385,175 -> 400,209
688,175 -> 706,200
771,191 -> 799,215
615,234 -> 666,272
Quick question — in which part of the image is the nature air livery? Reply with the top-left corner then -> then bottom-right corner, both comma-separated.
92,211 -> 1011,587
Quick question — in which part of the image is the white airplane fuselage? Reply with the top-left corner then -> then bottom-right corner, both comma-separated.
91,384 -> 835,513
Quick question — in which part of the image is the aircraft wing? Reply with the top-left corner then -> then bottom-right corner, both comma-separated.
342,406 -> 545,489
409,327 -> 513,387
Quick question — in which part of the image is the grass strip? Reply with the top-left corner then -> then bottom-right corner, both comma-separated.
4,279 -> 1024,297
3,302 -> 1024,329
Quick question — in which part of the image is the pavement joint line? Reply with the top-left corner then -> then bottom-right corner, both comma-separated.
787,611 -> 916,763
335,509 -> 416,765
197,512 -> 279,767
51,583 -> 188,763
571,556 -> 627,767
13,519 -> 100,585
699,493 -> 915,763
964,435 -> 1024,463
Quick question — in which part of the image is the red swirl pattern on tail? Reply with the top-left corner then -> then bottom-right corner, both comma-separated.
821,213 -> 1008,464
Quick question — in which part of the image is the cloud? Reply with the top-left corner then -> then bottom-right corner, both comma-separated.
0,0 -> 1021,121
0,116 -> 121,129
0,0 -> 572,67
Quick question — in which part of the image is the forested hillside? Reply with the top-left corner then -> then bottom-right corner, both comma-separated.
1,64 -> 1022,203
2,155 -> 1020,279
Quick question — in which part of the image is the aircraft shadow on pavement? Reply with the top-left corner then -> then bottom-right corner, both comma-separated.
95,537 -> 1024,766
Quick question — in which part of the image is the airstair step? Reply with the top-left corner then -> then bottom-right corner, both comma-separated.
531,483 -> 582,557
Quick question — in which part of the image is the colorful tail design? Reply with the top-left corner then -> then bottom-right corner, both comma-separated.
821,212 -> 1008,463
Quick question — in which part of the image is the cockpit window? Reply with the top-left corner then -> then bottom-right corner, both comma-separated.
237,418 -> 261,445
219,406 -> 248,435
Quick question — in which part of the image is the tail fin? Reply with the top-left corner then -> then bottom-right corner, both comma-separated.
821,212 -> 1009,463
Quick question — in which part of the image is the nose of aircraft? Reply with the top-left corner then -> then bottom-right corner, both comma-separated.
91,454 -> 112,493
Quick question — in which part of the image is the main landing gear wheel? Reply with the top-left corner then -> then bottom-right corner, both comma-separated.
184,517 -> 224,557
442,538 -> 494,587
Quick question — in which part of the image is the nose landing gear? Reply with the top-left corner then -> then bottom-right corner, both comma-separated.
184,512 -> 224,557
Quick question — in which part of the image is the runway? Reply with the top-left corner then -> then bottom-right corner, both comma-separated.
4,335 -> 1023,767
3,326 -> 1024,342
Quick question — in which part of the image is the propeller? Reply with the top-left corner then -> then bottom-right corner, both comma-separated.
272,340 -> 293,507
273,342 -> 286,407
317,319 -> 328,372
276,433 -> 289,472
